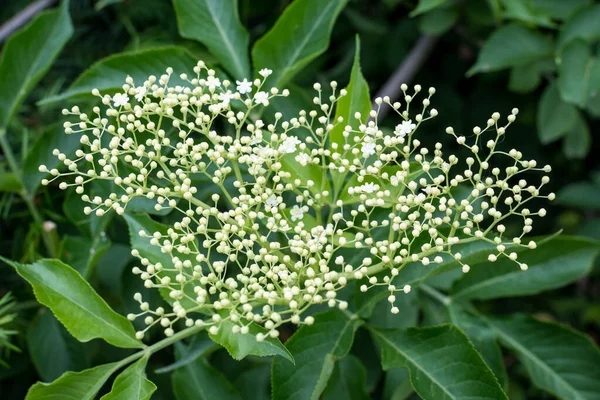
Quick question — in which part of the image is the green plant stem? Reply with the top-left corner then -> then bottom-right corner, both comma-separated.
116,324 -> 206,370
419,283 -> 451,306
0,130 -> 56,257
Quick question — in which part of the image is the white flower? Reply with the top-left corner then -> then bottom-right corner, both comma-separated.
254,91 -> 269,106
266,195 -> 279,209
134,86 -> 146,102
206,76 -> 221,91
113,93 -> 129,107
290,205 -> 304,221
361,142 -> 376,158
218,91 -> 235,106
295,153 -> 311,166
361,182 -> 379,194
279,136 -> 301,154
236,78 -> 252,94
259,68 -> 272,78
395,120 -> 416,137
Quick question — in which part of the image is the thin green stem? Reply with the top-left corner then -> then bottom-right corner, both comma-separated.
115,324 -> 206,371
0,130 -> 57,257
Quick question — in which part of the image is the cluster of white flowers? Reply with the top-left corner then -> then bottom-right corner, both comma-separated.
40,61 -> 553,341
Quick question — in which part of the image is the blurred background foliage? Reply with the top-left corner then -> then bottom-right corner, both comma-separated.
1,0 -> 600,399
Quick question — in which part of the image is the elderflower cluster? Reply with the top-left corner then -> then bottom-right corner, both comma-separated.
40,61 -> 553,341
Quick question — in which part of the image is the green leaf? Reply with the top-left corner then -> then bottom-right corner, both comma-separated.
501,0 -> 555,28
383,368 -> 413,400
101,357 -> 156,400
172,343 -> 242,400
447,303 -> 507,388
451,236 -> 599,301
0,0 -> 73,128
26,361 -> 120,400
0,172 -> 22,193
172,0 -> 250,79
531,0 -> 590,21
585,59 -> 600,117
322,355 -> 369,400
252,0 -> 348,87
61,235 -> 111,278
508,64 -> 542,94
209,318 -> 294,363
418,6 -> 458,35
556,182 -> 600,210
23,124 -> 81,194
467,24 -> 553,76
122,213 -> 198,309
27,311 -> 90,382
330,36 -> 370,194
155,331 -> 217,374
271,309 -> 362,400
486,314 -> 600,400
557,39 -> 593,107
563,112 -> 591,159
557,4 -> 600,50
40,46 -> 197,104
3,257 -> 142,348
371,324 -> 507,400
410,0 -> 447,16
537,82 -> 578,144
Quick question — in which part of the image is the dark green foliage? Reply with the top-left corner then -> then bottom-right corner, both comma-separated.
1,0 -> 600,399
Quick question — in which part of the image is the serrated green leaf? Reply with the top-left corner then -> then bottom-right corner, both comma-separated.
27,311 -> 90,382
3,257 -> 142,349
209,318 -> 293,363
451,236 -> 599,301
172,343 -> 242,400
563,112 -> 591,159
252,0 -> 348,87
322,355 -> 369,400
467,24 -> 553,76
487,314 -> 600,400
271,309 -> 362,400
26,361 -> 120,400
537,82 -> 578,144
330,36 -> 371,195
371,324 -> 507,400
447,303 -> 507,388
0,0 -> 73,128
557,39 -> 593,107
557,4 -> 600,50
410,0 -> 447,16
40,47 -> 197,104
172,0 -> 249,79
101,356 -> 156,400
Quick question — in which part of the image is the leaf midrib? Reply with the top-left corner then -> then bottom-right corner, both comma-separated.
276,0 -> 338,86
204,0 -> 246,79
373,331 -> 457,400
487,320 -> 583,400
